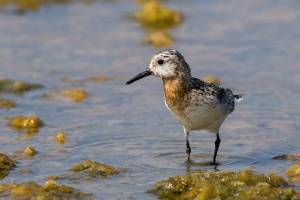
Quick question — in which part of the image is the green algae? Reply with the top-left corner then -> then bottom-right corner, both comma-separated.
149,170 -> 300,200
0,0 -> 44,13
5,116 -> 44,136
87,76 -> 108,82
46,160 -> 124,182
275,154 -> 300,182
202,76 -> 221,85
0,98 -> 15,109
23,146 -> 38,156
61,76 -> 73,83
54,132 -> 67,144
61,75 -> 125,83
12,147 -> 39,160
143,31 -> 174,47
135,0 -> 161,4
0,152 -> 16,180
118,166 -> 127,173
133,1 -> 182,47
88,76 -> 125,82
0,79 -> 42,94
274,153 -> 300,162
60,88 -> 90,103
0,0 -> 115,14
71,160 -> 119,178
0,180 -> 93,199
8,116 -> 44,129
134,1 -> 183,30
287,164 -> 300,182
16,168 -> 32,174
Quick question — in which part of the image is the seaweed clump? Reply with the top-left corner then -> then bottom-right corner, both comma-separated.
0,79 -> 42,94
0,98 -> 15,109
47,160 -> 125,182
134,1 -> 182,29
0,0 -> 112,14
88,76 -> 125,82
133,1 -> 183,48
287,164 -> 300,182
274,153 -> 300,162
143,31 -> 174,47
6,116 -> 44,136
0,152 -> 16,180
8,116 -> 44,129
202,76 -> 221,85
0,180 -> 92,199
0,0 -> 44,14
71,160 -> 119,179
54,132 -> 67,144
60,88 -> 90,103
23,146 -> 38,156
149,170 -> 300,199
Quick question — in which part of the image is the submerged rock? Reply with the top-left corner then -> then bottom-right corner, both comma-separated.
149,170 -> 300,199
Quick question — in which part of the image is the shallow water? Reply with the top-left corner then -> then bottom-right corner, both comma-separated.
1,0 -> 300,199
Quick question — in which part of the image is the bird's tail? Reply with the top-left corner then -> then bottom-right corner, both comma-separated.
234,94 -> 244,103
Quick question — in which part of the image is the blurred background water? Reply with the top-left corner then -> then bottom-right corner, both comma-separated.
0,0 -> 300,199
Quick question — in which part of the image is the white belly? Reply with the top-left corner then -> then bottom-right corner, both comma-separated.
165,98 -> 228,133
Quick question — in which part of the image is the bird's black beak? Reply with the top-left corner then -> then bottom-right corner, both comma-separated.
126,70 -> 153,85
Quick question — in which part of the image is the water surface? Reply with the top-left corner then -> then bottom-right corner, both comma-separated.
0,0 -> 300,199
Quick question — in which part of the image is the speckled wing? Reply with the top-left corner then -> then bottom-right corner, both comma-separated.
190,78 -> 236,114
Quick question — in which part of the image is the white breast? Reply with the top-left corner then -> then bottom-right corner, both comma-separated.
164,96 -> 229,133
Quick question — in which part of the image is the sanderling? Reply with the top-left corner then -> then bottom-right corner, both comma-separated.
126,49 -> 243,164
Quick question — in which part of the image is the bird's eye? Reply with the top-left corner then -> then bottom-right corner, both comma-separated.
158,59 -> 164,65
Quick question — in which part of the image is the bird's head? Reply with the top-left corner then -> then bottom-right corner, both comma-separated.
126,49 -> 191,85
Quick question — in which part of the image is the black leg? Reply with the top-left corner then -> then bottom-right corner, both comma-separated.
213,133 -> 221,164
183,128 -> 191,162
186,138 -> 191,161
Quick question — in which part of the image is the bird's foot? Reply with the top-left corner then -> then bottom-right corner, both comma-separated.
186,154 -> 192,164
211,160 -> 220,166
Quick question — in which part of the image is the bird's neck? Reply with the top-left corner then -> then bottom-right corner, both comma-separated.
163,75 -> 191,90
163,76 -> 192,109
